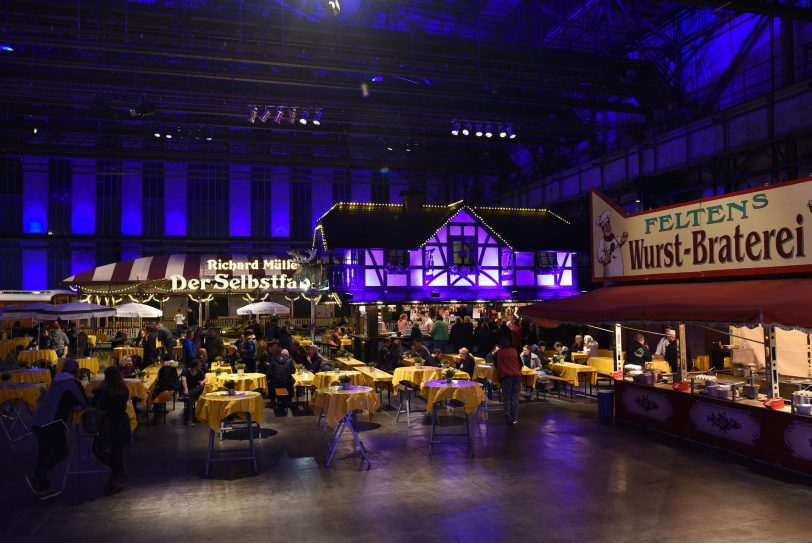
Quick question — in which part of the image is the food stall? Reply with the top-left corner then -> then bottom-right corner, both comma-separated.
519,177 -> 812,474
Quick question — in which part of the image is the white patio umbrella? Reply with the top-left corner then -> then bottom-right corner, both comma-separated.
237,301 -> 290,316
114,303 -> 163,319
37,302 -> 117,320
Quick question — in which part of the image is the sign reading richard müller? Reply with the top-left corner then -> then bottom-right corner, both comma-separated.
170,258 -> 308,291
590,177 -> 812,282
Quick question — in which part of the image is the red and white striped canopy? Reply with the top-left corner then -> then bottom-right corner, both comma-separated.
63,254 -> 295,285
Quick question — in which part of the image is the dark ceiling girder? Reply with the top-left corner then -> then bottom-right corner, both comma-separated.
670,0 -> 812,22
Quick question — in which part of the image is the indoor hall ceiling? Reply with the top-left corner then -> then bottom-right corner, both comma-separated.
0,0 -> 684,175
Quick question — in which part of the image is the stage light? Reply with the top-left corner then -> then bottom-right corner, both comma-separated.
33,128 -> 38,134
370,74 -> 384,82
451,121 -> 460,136
0,45 -> 13,52
499,125 -> 507,138
129,99 -> 156,118
313,109 -> 322,125
462,123 -> 471,136
248,106 -> 258,123
205,136 -> 212,141
260,106 -> 272,123
475,123 -> 483,137
154,132 -> 161,138
507,124 -> 516,139
299,110 -> 309,125
288,108 -> 297,125
165,134 -> 172,139
386,146 -> 393,151
327,0 -> 341,16
485,124 -> 493,138
273,106 -> 284,124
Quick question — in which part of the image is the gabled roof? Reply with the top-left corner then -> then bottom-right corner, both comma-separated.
315,202 -> 576,251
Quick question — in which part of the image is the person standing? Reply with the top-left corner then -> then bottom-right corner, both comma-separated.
204,328 -> 224,360
495,338 -> 522,425
180,359 -> 206,426
181,330 -> 196,367
628,333 -> 652,366
50,323 -> 69,358
173,308 -> 186,335
241,330 -> 258,372
655,326 -> 674,357
430,316 -> 449,353
664,328 -> 679,375
26,359 -> 87,501
91,366 -> 131,495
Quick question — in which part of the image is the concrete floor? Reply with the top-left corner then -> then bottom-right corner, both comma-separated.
1,393 -> 811,543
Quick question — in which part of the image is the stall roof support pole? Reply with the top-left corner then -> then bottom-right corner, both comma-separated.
764,326 -> 780,398
614,323 -> 623,373
677,323 -> 688,383
807,333 -> 811,380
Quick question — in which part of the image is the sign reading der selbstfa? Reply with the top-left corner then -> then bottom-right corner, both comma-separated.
169,258 -> 310,291
590,177 -> 812,282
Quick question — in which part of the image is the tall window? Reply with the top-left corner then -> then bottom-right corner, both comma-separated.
371,172 -> 389,203
187,164 -> 228,238
332,170 -> 351,203
96,160 -> 121,236
290,168 -> 312,241
142,162 -> 165,236
252,167 -> 273,238
0,157 -> 23,236
48,159 -> 72,235
450,240 -> 476,265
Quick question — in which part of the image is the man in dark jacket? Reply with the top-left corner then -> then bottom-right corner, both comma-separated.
204,328 -> 225,360
27,359 -> 88,500
268,349 -> 295,401
241,331 -> 258,372
457,347 -> 476,376
305,345 -> 324,373
628,333 -> 652,366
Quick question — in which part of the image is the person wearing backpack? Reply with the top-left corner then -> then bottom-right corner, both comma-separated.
90,365 -> 131,495
241,330 -> 258,373
26,359 -> 88,501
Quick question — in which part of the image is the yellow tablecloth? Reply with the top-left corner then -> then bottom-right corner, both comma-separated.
313,370 -> 364,390
440,354 -> 485,368
340,338 -> 352,348
86,378 -> 153,403
296,338 -> 313,347
311,385 -> 380,428
57,357 -> 100,375
0,338 -> 32,357
355,366 -> 394,388
86,335 -> 97,347
471,364 -> 535,388
588,357 -> 618,374
422,380 -> 484,414
205,372 -> 267,393
571,352 -> 590,364
16,349 -> 58,367
693,355 -> 710,371
7,368 -> 52,386
112,347 -> 144,361
142,363 -> 163,376
392,366 -> 441,387
549,362 -> 598,387
337,357 -> 366,369
73,403 -> 138,432
0,383 -> 41,409
195,390 -> 265,431
209,363 -> 233,374
646,360 -> 673,373
293,371 -> 315,390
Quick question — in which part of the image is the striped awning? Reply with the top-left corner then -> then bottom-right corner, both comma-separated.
63,254 -> 296,285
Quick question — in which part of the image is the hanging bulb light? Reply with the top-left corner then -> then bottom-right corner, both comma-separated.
260,106 -> 272,123
451,120 -> 460,136
299,110 -> 310,125
507,124 -> 516,139
485,124 -> 493,138
248,106 -> 258,123
499,125 -> 507,138
462,123 -> 471,136
288,107 -> 298,125
313,109 -> 322,126
273,106 -> 284,124
475,123 -> 483,137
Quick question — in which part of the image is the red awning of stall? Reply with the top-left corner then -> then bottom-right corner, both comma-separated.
518,278 -> 812,331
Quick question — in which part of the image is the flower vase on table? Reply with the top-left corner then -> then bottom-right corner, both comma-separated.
225,382 -> 236,396
236,364 -> 246,376
443,369 -> 456,385
339,375 -> 352,390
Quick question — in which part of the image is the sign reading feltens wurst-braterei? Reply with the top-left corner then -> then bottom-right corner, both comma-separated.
590,177 -> 812,282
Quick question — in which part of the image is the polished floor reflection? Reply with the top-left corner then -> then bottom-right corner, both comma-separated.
2,395 -> 810,543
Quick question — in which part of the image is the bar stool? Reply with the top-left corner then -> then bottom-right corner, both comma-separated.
395,380 -> 419,424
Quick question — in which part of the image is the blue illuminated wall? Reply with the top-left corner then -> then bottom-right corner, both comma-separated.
71,159 -> 96,234
22,156 -> 48,234
121,161 -> 143,235
22,247 -> 47,290
164,162 -> 187,236
229,166 -> 251,237
271,168 -> 290,238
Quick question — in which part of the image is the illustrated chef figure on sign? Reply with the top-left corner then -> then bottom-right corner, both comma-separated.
596,209 -> 628,277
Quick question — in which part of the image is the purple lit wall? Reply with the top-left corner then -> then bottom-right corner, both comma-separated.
229,166 -> 251,237
120,161 -> 143,235
71,159 -> 96,234
312,168 -> 333,231
271,168 -> 289,237
164,162 -> 187,236
71,248 -> 96,277
352,171 -> 371,202
22,247 -> 47,290
22,156 -> 48,234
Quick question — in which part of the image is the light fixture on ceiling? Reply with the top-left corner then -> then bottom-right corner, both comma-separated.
475,123 -> 483,137
326,0 -> 341,16
462,123 -> 471,136
165,134 -> 172,139
260,106 -> 272,123
273,106 -> 284,124
313,109 -> 322,125
485,124 -> 493,138
248,106 -> 258,124
154,132 -> 161,138
299,110 -> 310,125
288,107 -> 297,125
507,124 -> 516,139
499,125 -> 507,138
32,127 -> 38,134
130,98 -> 156,118
451,121 -> 460,136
